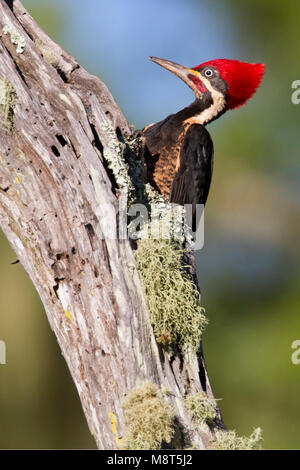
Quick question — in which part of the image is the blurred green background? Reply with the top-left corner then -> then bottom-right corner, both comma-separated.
0,0 -> 299,449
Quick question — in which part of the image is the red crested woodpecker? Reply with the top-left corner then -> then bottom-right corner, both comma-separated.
142,57 -> 265,227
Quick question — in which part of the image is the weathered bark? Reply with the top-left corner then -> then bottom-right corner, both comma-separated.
0,0 -> 225,449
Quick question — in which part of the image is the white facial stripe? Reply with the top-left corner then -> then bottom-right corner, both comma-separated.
185,74 -> 226,125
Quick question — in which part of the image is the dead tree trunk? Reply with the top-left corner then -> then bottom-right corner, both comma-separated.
0,0 -> 225,449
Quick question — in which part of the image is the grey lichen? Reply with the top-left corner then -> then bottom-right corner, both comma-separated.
3,24 -> 25,54
184,392 -> 217,424
0,79 -> 17,133
101,119 -> 135,198
138,184 -> 193,246
101,123 -> 193,246
211,428 -> 263,450
135,238 -> 207,352
122,382 -> 175,450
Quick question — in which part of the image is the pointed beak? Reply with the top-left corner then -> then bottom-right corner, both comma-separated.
149,56 -> 204,97
150,56 -> 191,81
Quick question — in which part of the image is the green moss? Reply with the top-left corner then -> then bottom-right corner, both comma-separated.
184,392 -> 217,424
0,80 -> 17,133
211,428 -> 263,450
34,39 -> 57,67
122,382 -> 175,450
135,238 -> 207,352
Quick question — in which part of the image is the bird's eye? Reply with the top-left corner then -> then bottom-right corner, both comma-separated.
204,68 -> 214,78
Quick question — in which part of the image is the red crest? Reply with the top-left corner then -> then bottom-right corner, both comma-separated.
194,59 -> 265,109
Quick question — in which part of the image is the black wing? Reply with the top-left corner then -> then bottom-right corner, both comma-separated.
170,124 -> 214,229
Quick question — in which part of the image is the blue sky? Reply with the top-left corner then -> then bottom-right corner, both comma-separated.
24,0 -> 241,127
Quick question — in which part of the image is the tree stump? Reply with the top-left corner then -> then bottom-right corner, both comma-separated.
0,0 -> 225,449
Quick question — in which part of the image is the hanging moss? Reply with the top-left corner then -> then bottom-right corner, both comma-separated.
184,392 -> 217,424
211,428 -> 263,450
122,382 -> 175,450
99,125 -> 206,351
135,238 -> 207,352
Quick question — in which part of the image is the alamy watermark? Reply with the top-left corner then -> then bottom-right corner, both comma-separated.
93,196 -> 205,250
291,340 -> 300,365
0,340 -> 6,365
291,80 -> 300,104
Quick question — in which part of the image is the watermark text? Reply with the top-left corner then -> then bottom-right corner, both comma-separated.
291,340 -> 300,365
0,340 -> 6,365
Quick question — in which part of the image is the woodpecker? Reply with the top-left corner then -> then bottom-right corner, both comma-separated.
142,57 -> 264,227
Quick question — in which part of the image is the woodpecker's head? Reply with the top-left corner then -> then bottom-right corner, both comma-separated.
150,56 -> 265,124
